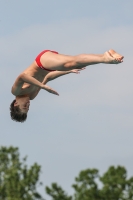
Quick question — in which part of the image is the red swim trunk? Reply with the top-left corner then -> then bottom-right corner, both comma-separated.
35,50 -> 58,71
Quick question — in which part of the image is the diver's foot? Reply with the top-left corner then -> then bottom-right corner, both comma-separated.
103,50 -> 124,64
109,49 -> 124,62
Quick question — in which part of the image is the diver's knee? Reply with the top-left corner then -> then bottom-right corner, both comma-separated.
64,58 -> 79,68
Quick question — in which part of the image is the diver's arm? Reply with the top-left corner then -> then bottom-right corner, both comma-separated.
11,73 -> 58,96
42,68 -> 84,84
11,73 -> 44,95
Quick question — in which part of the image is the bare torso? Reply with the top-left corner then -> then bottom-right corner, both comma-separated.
18,61 -> 49,99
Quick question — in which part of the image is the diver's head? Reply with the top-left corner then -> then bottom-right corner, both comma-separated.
10,96 -> 30,122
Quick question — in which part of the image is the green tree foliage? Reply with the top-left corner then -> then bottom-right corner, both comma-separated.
0,146 -> 44,200
1,146 -> 133,200
100,166 -> 133,200
45,183 -> 72,200
72,169 -> 100,200
46,166 -> 133,200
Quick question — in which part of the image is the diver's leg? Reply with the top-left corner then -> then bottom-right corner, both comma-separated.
40,50 -> 124,71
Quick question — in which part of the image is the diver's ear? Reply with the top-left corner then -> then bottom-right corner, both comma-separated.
14,101 -> 18,107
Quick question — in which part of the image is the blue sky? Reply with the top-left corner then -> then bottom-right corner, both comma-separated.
0,0 -> 133,199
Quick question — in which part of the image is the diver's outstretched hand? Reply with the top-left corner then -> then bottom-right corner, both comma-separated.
71,67 -> 86,74
42,84 -> 59,96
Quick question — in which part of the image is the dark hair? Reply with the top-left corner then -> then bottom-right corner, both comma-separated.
10,99 -> 27,122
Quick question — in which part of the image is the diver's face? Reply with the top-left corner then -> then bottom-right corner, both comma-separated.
14,96 -> 30,113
